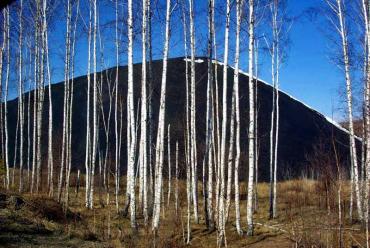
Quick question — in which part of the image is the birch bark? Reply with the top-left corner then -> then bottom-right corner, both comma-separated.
234,0 -> 243,235
206,0 -> 215,231
152,0 -> 171,231
90,0 -> 98,209
58,0 -> 72,202
218,0 -> 230,243
18,0 -> 24,193
188,0 -> 199,224
139,0 -> 148,224
114,0 -> 121,213
167,124 -> 171,206
44,0 -> 54,197
85,1 -> 92,208
0,10 -> 4,186
4,8 -> 10,190
246,0 -> 255,236
329,0 -> 363,220
127,0 -> 137,229
362,0 -> 370,244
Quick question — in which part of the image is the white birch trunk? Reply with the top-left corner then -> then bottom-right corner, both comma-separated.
188,0 -> 199,224
186,142 -> 191,243
65,0 -> 79,209
361,1 -> 370,245
273,45 -> 280,219
139,0 -> 148,224
27,60 -> 31,187
58,0 -> 71,202
114,0 -> 120,213
127,0 -> 137,228
13,105 -> 19,188
211,0 -> 221,226
36,0 -> 46,193
44,0 -> 54,197
18,0 -> 24,193
167,124 -> 171,206
181,0 -> 191,224
225,91 -> 235,222
268,2 -> 278,219
246,0 -> 255,236
234,0 -> 242,235
218,0 -> 230,243
206,0 -> 215,231
31,13 -> 39,193
0,10 -> 4,185
175,141 -> 179,214
4,8 -> 10,190
85,2 -> 92,208
152,0 -> 171,231
90,0 -> 98,209
253,40 -> 259,212
335,0 -> 363,220
147,0 -> 154,206
268,28 -> 276,220
0,11 -> 4,185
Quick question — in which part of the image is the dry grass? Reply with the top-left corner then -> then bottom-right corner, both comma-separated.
0,170 -> 368,247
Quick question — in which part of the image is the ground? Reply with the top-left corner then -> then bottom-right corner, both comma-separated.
0,172 -> 368,247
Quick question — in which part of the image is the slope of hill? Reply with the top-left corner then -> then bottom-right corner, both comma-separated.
5,57 -> 355,181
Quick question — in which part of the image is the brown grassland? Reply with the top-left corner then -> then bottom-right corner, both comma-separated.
0,169 -> 368,247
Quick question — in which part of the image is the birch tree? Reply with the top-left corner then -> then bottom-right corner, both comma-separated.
175,141 -> 179,214
18,0 -> 24,193
36,0 -> 46,193
167,124 -> 171,206
65,0 -> 79,208
188,0 -> 199,224
27,48 -> 31,186
31,10 -> 38,192
218,0 -> 231,243
267,0 -> 279,220
58,0 -> 72,202
253,40 -> 259,212
97,36 -> 113,192
147,0 -> 154,205
31,2 -> 38,193
0,10 -> 4,186
85,0 -> 92,208
43,0 -> 54,197
181,0 -> 192,237
205,0 -> 215,231
233,0 -> 243,235
0,8 -> 5,184
139,0 -> 149,224
127,0 -> 137,229
265,0 -> 292,220
4,7 -> 10,190
89,0 -> 98,209
246,0 -> 256,236
114,0 -> 120,213
362,0 -> 370,245
325,0 -> 363,220
181,0 -> 191,225
12,114 -> 19,187
212,0 -> 221,226
152,0 -> 171,231
186,140 -> 191,243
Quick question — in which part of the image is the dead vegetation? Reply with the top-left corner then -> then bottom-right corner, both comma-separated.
0,172 -> 368,247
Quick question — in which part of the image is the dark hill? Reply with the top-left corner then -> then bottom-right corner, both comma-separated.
5,57 -> 356,181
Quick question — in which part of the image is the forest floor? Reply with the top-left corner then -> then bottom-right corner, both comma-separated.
0,173 -> 368,247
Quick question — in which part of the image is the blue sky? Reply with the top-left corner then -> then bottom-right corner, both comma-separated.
253,0 -> 361,121
8,0 -> 359,121
257,0 -> 350,121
